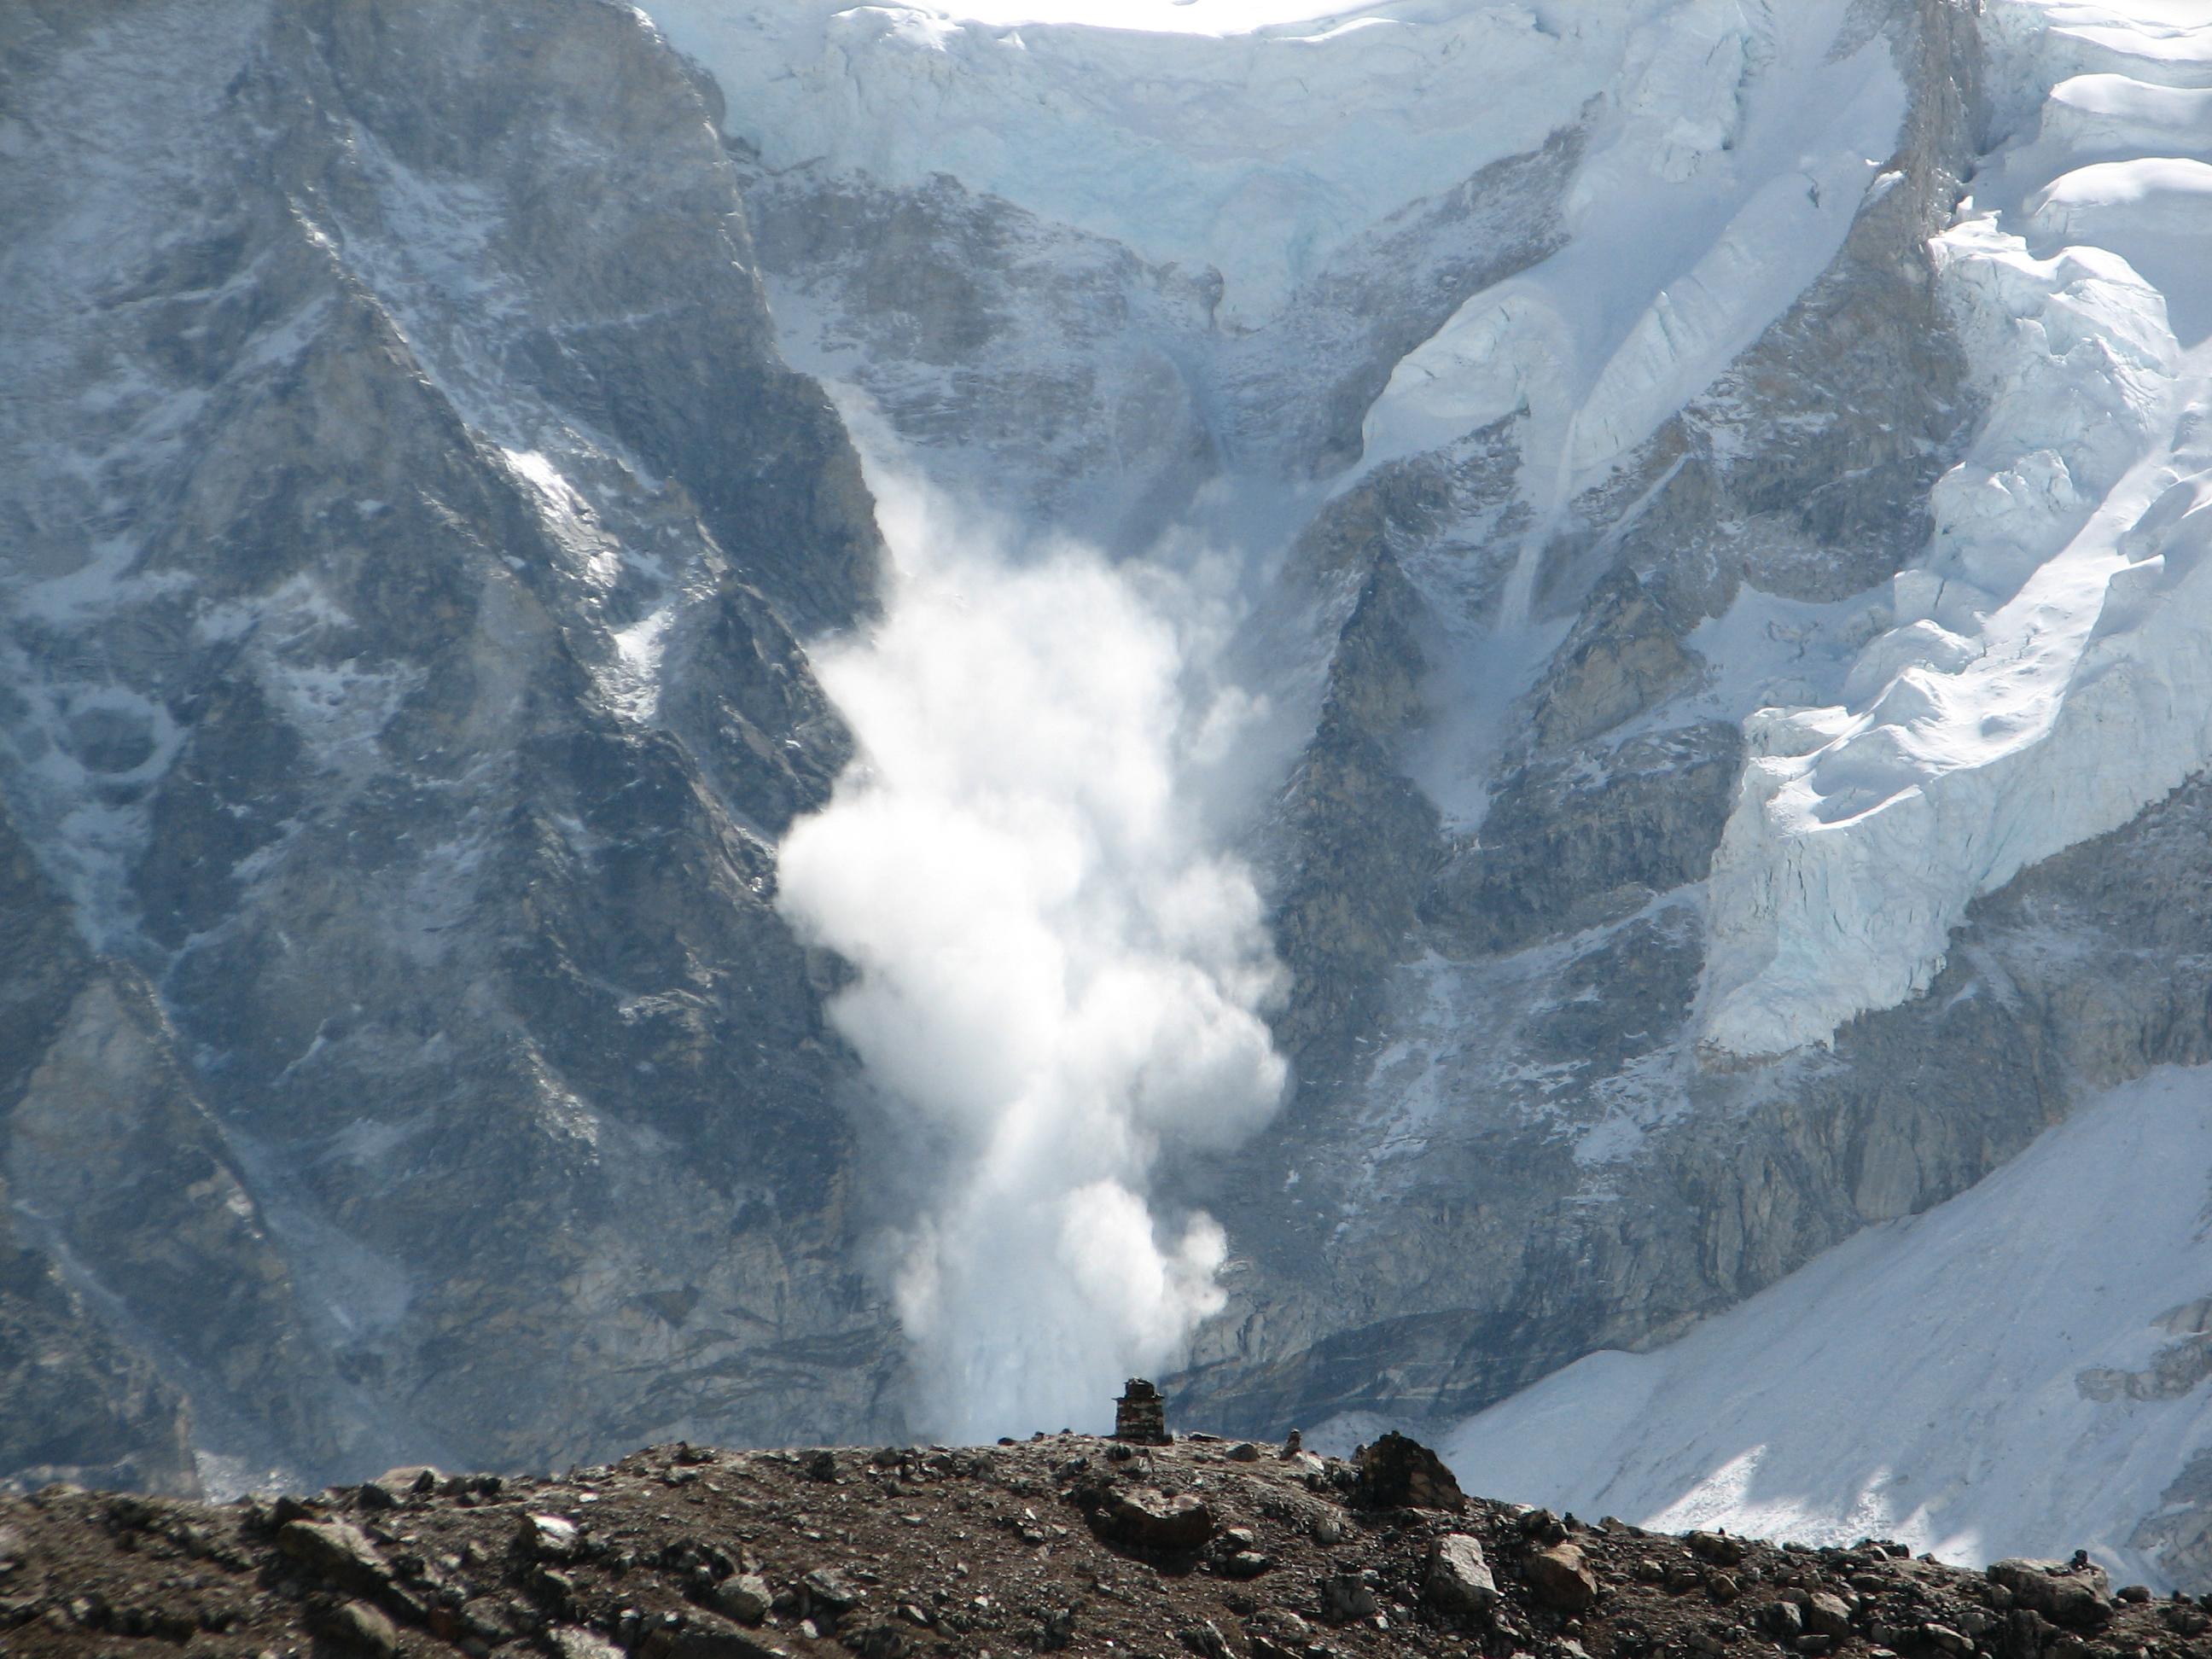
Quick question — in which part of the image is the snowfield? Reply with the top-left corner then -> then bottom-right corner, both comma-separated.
1438,1067 -> 2212,1589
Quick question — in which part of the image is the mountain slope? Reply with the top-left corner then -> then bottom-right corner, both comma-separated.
1436,1065 -> 2212,1589
6,0 -> 2212,1590
0,0 -> 899,1491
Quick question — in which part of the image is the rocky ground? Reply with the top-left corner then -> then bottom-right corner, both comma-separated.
2,1424 -> 2204,1659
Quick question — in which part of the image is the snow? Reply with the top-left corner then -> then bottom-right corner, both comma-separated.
1437,1066 -> 2212,1587
646,1 -> 1897,331
894,0 -> 1394,30
1360,0 -> 1905,501
1702,0 -> 2212,1056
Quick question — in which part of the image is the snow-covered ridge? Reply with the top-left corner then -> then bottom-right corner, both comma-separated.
644,0 -> 1888,329
1702,0 -> 2212,1057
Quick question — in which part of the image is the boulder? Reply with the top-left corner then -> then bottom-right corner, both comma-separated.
642,1615 -> 795,1659
1354,1433 -> 1465,1511
1425,1534 -> 1499,1615
713,1574 -> 772,1625
275,1519 -> 391,1597
1688,1531 -> 1749,1567
312,1599 -> 399,1656
1987,1560 -> 2112,1629
1097,1487 -> 1215,1551
1803,1592 -> 1855,1638
1527,1542 -> 1600,1612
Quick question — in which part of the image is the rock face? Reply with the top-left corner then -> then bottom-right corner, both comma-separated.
0,0 -> 899,1492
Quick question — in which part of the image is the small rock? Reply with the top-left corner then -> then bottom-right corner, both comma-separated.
1527,1543 -> 1600,1613
1320,1574 -> 1379,1622
1180,1620 -> 1231,1658
521,1513 -> 581,1561
1708,1573 -> 1741,1604
1761,1601 -> 1805,1639
1425,1534 -> 1499,1615
315,1598 -> 399,1657
1039,1606 -> 1076,1650
551,1628 -> 627,1659
800,1567 -> 864,1619
2116,1585 -> 2151,1604
1520,1507 -> 1570,1546
1226,1442 -> 1264,1462
714,1574 -> 772,1625
1312,1512 -> 1349,1546
1920,1622 -> 1970,1653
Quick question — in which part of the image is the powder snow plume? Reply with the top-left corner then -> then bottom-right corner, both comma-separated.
776,459 -> 1288,1441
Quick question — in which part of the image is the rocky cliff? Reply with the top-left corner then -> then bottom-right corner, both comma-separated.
0,0 -> 899,1493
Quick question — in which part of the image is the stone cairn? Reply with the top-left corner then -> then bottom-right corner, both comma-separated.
1113,1378 -> 1172,1446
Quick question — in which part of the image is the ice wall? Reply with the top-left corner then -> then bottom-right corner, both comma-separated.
1702,0 -> 2212,1057
643,1 -> 1857,330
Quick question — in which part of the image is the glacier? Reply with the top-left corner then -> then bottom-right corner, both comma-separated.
1702,0 -> 2212,1055
645,0 -> 1900,337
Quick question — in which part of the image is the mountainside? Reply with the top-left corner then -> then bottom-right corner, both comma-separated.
6,0 -> 2212,1598
0,0 -> 900,1491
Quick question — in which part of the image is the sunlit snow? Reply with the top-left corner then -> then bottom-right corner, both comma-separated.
1435,1068 -> 2212,1588
1703,0 -> 2212,1054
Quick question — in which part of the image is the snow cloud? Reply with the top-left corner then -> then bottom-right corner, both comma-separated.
776,459 -> 1287,1441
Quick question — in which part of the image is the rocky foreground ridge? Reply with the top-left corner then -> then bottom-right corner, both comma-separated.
2,1426 -> 2201,1659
